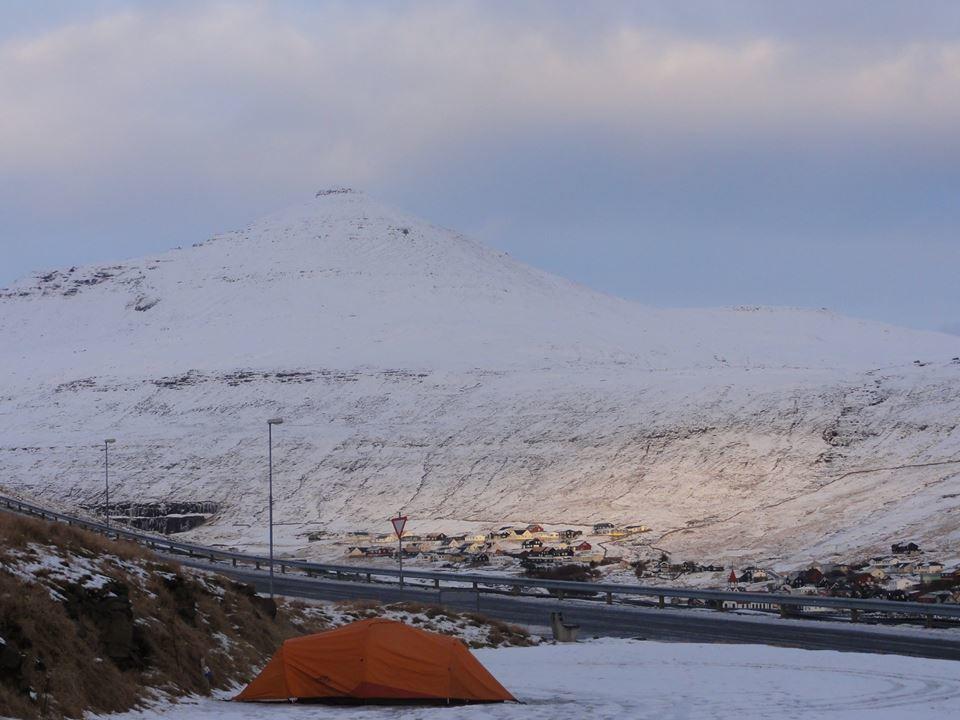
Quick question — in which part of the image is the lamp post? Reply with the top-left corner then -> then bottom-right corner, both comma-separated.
267,418 -> 283,599
103,438 -> 116,528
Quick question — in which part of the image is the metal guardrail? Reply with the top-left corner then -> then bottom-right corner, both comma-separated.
2,493 -> 959,620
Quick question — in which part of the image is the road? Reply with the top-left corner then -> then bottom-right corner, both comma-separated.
182,558 -> 960,662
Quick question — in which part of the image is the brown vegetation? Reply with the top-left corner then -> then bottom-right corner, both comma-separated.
0,513 -> 326,720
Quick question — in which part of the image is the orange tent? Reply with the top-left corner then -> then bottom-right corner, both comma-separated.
235,618 -> 515,704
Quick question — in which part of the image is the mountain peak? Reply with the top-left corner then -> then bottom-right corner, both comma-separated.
1,194 -> 959,386
315,187 -> 361,197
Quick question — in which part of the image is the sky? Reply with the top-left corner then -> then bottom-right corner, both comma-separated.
1,1 -> 958,333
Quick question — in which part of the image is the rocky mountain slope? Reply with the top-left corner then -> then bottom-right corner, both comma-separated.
1,189 -> 958,566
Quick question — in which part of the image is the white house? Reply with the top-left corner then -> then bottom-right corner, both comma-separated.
533,530 -> 560,541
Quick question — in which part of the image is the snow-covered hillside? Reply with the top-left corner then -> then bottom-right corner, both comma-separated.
1,189 -> 959,566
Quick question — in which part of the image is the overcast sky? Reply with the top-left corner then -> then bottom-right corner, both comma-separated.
1,1 -> 958,333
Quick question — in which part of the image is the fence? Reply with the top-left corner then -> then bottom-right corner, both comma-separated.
2,493 -> 958,622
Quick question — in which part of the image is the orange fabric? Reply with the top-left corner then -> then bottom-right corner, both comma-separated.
235,618 -> 515,703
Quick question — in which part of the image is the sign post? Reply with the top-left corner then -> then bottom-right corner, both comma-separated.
391,512 -> 408,589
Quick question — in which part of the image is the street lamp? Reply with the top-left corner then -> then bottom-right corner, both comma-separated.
103,439 -> 116,528
267,418 -> 283,599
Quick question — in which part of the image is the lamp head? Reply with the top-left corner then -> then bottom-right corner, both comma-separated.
267,418 -> 284,425
104,438 -> 116,444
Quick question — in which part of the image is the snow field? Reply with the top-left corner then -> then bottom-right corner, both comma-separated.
90,638 -> 960,720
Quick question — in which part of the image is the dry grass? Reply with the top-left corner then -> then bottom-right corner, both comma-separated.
0,513 -> 153,563
0,513 -> 325,720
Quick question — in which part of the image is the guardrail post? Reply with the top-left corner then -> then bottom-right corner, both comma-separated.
281,564 -> 286,574
366,573 -> 371,583
472,581 -> 478,591
606,592 -> 613,605
255,561 -> 260,570
779,604 -> 788,618
209,553 -> 215,562
232,558 -> 236,567
658,595 -> 665,609
434,579 -> 440,589
925,614 -> 933,629
850,608 -> 860,623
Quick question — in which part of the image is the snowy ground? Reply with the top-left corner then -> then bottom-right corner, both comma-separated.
92,639 -> 959,720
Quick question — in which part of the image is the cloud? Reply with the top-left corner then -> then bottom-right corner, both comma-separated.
0,1 -> 958,333
1,0 -> 959,213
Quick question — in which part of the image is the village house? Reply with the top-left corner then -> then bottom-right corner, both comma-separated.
559,529 -> 583,540
592,522 -> 615,535
886,577 -> 916,591
788,566 -> 826,588
888,561 -> 917,575
534,530 -> 560,541
521,538 -> 544,549
574,541 -> 592,552
818,563 -> 850,576
738,567 -> 769,583
526,524 -> 544,533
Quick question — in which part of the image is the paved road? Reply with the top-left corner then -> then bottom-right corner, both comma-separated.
182,559 -> 960,662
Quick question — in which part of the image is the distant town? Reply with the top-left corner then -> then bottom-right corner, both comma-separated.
324,523 -> 960,606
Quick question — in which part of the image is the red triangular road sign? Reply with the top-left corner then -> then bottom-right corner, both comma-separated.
391,515 -> 407,538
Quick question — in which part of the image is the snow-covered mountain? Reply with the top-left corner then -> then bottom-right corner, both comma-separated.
2,189 -> 959,566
